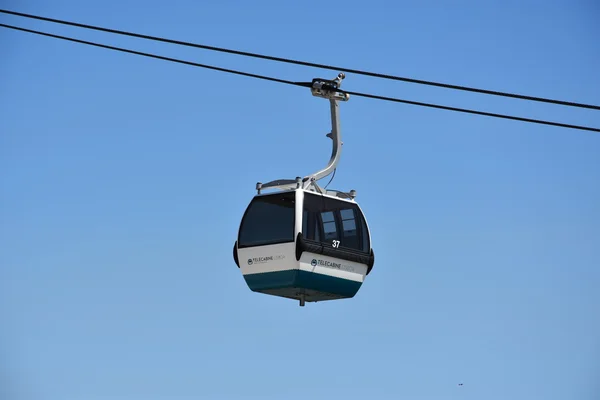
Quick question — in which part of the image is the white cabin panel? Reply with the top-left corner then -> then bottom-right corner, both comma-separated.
298,252 -> 366,283
238,242 -> 298,275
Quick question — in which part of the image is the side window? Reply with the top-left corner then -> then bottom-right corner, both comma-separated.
321,211 -> 338,240
238,192 -> 295,247
302,210 -> 308,238
339,208 -> 359,250
303,210 -> 321,241
312,212 -> 321,241
340,209 -> 356,233
360,214 -> 370,253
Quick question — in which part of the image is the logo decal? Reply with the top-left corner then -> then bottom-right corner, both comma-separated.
310,258 -> 355,272
247,255 -> 285,265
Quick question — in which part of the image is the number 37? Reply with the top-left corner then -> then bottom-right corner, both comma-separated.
332,240 -> 340,248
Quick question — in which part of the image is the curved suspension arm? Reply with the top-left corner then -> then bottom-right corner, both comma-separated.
306,98 -> 342,183
256,73 -> 349,194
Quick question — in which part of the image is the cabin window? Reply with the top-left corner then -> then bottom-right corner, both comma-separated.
302,192 -> 370,253
302,210 -> 321,241
340,208 -> 360,250
238,192 -> 295,248
321,211 -> 338,240
360,217 -> 370,253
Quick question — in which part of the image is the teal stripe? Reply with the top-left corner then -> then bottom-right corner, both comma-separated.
243,270 -> 362,298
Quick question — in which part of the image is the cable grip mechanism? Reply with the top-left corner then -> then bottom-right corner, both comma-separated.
311,73 -> 350,101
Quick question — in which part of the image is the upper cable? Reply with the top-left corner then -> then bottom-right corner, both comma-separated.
1,8 -> 599,111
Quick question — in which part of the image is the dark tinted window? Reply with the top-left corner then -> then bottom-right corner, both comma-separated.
303,192 -> 369,253
302,210 -> 321,241
321,211 -> 337,240
238,192 -> 295,248
360,216 -> 369,253
340,208 -> 360,250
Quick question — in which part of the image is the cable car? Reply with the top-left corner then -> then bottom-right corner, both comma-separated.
232,74 -> 375,306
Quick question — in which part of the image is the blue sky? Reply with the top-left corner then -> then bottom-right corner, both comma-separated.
1,1 -> 599,399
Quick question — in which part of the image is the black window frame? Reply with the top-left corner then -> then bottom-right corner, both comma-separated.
237,191 -> 296,249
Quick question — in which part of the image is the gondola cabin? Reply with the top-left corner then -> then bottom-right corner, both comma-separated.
233,188 -> 375,305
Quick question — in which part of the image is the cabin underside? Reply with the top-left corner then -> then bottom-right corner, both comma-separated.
243,269 -> 362,303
